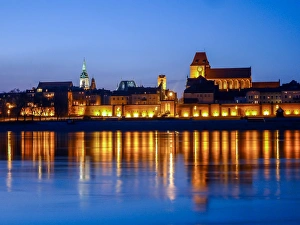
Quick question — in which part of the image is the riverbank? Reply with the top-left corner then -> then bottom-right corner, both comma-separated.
0,117 -> 299,132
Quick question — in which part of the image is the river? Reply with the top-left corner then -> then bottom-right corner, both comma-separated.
0,130 -> 300,224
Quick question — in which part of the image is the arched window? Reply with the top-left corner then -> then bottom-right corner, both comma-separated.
228,80 -> 233,89
234,80 -> 239,89
245,79 -> 250,88
240,80 -> 245,89
223,80 -> 227,90
216,80 -> 222,89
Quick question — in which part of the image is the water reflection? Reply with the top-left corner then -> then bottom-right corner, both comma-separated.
1,130 -> 300,213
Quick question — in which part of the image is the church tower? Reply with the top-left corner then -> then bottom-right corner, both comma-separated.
157,74 -> 167,90
190,52 -> 210,78
80,58 -> 90,89
90,77 -> 96,90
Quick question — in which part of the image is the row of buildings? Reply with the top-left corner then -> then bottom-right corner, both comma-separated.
1,52 -> 300,119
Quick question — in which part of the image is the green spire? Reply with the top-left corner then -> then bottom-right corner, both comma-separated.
80,58 -> 89,79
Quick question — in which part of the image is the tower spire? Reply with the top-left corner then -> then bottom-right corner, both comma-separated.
80,57 -> 90,89
82,57 -> 87,71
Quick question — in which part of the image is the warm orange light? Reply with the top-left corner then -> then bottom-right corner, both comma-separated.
148,112 -> 154,118
183,112 -> 189,117
222,112 -> 228,116
202,112 -> 208,117
263,110 -> 269,116
212,111 -> 218,117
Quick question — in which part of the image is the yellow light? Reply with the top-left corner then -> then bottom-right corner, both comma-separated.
148,112 -> 154,118
285,110 -> 291,115
183,112 -> 189,117
245,111 -> 250,116
202,112 -> 208,117
133,112 -> 139,117
294,110 -> 299,115
212,111 -> 218,117
169,92 -> 173,96
193,113 -> 199,117
263,110 -> 269,116
102,111 -> 107,116
126,113 -> 131,118
252,111 -> 258,116
222,112 -> 228,116
231,111 -> 237,116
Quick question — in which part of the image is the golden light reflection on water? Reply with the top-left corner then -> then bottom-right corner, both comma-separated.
2,130 -> 300,209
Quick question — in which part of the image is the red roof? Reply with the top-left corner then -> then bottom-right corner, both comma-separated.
190,52 -> 209,66
252,81 -> 280,88
206,68 -> 251,79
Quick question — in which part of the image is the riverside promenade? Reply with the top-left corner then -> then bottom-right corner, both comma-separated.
0,117 -> 299,132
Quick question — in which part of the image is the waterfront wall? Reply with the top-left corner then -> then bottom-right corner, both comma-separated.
69,103 -> 300,118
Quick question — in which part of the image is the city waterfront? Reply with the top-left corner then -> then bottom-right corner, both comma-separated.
1,130 -> 300,224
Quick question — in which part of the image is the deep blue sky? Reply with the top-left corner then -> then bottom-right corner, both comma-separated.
1,0 -> 300,96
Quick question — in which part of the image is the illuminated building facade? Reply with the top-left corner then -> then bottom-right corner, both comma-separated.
2,52 -> 300,120
190,52 -> 252,90
158,74 -> 167,90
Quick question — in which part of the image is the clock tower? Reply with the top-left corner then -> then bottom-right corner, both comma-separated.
190,52 -> 209,78
80,58 -> 90,90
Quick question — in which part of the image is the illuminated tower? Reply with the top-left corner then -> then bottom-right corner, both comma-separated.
158,74 -> 167,90
80,58 -> 90,89
190,52 -> 209,78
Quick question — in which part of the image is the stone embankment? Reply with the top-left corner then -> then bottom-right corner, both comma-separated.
0,117 -> 299,132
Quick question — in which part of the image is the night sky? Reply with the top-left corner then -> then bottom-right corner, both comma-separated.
1,0 -> 300,96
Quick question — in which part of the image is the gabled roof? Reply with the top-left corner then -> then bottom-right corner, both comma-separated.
128,87 -> 158,94
190,52 -> 209,66
206,68 -> 251,79
184,78 -> 216,93
252,81 -> 280,88
38,81 -> 73,89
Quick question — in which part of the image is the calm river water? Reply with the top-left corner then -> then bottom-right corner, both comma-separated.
1,130 -> 300,224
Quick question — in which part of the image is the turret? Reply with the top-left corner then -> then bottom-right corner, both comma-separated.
80,58 -> 90,89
